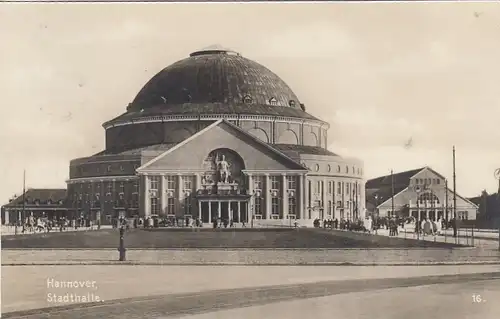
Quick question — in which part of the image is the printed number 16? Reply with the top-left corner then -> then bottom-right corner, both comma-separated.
472,294 -> 482,303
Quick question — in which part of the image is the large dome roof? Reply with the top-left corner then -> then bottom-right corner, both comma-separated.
130,47 -> 303,112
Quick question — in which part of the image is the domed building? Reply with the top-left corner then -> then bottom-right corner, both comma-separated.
67,47 -> 365,226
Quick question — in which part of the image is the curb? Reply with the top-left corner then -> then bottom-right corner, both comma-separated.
3,261 -> 500,266
0,246 -> 477,251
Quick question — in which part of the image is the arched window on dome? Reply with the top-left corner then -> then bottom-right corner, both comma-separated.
289,100 -> 296,107
268,97 -> 278,106
243,95 -> 253,104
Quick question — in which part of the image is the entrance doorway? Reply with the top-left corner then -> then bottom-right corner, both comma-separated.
419,210 -> 426,220
198,200 -> 249,224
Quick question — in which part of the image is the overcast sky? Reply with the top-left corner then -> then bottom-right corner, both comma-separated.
1,2 -> 499,203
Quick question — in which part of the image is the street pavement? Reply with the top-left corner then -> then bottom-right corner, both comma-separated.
181,277 -> 500,319
2,267 -> 499,319
3,246 -> 500,266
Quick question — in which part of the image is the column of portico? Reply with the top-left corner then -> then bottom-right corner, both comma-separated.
237,201 -> 241,222
143,175 -> 150,218
265,173 -> 271,219
198,201 -> 202,221
218,201 -> 221,219
161,175 -> 167,215
228,200 -> 232,220
298,174 -> 304,220
303,175 -> 309,219
177,174 -> 182,215
247,174 -> 253,221
208,200 -> 212,222
281,174 -> 287,219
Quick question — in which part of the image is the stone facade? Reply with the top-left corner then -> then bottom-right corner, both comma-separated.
64,48 -> 366,225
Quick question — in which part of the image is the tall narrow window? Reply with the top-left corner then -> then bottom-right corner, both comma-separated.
287,176 -> 297,190
271,197 -> 280,216
183,176 -> 193,190
166,176 -> 176,190
271,176 -> 280,190
150,197 -> 160,216
167,198 -> 175,215
255,197 -> 263,215
150,176 -> 160,190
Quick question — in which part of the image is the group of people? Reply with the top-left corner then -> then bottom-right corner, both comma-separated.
9,216 -> 101,234
313,218 -> 368,232
412,217 -> 444,236
312,215 -> 452,238
121,215 -> 247,230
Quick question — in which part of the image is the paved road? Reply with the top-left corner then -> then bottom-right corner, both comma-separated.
3,271 -> 499,319
5,264 -> 498,313
185,278 -> 500,319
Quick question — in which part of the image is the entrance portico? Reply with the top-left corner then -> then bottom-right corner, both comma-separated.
197,195 -> 251,223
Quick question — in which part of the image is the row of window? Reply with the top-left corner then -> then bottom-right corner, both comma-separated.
76,163 -> 140,176
253,197 -> 297,216
407,210 -> 469,220
73,181 -> 139,196
313,180 -> 361,196
253,176 -> 298,192
242,95 -> 287,106
17,199 -> 64,206
149,176 -> 194,194
309,163 -> 363,176
417,193 -> 440,204
414,178 -> 441,185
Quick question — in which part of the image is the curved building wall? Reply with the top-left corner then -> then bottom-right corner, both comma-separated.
300,154 -> 365,221
105,118 -> 329,151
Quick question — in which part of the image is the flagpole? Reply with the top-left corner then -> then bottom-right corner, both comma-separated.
391,170 -> 395,218
453,146 -> 458,242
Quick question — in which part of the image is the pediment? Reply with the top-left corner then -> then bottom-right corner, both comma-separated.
137,120 -> 306,173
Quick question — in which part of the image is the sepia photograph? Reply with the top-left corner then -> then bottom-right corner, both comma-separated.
1,2 -> 499,318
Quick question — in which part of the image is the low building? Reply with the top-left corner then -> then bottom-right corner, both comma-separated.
1,188 -> 67,225
366,167 -> 478,221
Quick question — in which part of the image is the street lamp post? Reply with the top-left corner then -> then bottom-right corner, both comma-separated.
118,225 -> 126,261
374,194 -> 380,234
415,187 -> 421,240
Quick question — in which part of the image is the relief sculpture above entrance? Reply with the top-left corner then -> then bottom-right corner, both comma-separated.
202,148 -> 245,188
